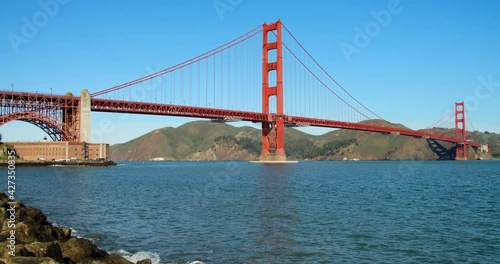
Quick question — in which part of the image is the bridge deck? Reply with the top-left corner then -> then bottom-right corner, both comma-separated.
0,91 -> 482,148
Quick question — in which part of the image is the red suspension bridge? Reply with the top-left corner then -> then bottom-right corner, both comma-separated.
0,20 -> 487,161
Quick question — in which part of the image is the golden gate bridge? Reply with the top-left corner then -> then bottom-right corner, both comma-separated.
0,20 -> 487,161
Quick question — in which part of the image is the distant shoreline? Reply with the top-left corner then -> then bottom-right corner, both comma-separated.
112,158 -> 498,162
0,160 -> 117,167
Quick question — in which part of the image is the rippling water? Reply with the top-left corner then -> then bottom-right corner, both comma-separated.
12,160 -> 500,263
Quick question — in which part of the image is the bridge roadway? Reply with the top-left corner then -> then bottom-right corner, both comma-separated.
0,91 -> 477,147
91,98 -> 480,147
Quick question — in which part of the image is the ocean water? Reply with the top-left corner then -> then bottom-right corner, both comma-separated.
10,160 -> 500,263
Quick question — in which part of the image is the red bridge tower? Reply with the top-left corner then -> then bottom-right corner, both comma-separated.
455,102 -> 467,160
260,20 -> 287,161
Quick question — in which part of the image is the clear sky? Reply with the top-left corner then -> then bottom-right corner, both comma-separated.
1,0 -> 499,144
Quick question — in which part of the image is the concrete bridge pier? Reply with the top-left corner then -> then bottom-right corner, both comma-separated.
80,89 -> 91,142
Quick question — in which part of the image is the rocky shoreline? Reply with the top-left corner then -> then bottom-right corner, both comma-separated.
0,160 -> 117,167
0,192 -> 150,264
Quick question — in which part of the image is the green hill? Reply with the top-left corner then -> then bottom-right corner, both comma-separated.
110,121 -> 497,161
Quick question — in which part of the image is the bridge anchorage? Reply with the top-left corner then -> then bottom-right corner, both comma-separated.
0,20 -> 490,162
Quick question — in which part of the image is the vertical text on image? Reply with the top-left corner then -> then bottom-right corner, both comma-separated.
6,149 -> 17,256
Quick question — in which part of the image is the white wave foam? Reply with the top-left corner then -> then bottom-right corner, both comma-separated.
115,249 -> 161,264
189,261 -> 204,264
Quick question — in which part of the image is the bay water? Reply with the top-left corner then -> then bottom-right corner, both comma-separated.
11,160 -> 500,263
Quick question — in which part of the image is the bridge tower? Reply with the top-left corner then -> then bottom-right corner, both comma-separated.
59,89 -> 91,142
79,89 -> 92,142
260,20 -> 287,161
455,102 -> 467,160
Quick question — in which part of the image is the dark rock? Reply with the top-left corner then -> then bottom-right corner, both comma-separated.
0,193 -> 134,264
36,225 -> 57,242
73,255 -> 132,264
14,245 -> 35,257
0,207 -> 7,228
61,227 -> 72,238
13,222 -> 37,243
0,200 -> 70,244
0,192 -> 8,201
0,242 -> 27,258
22,207 -> 48,225
105,254 -> 134,264
23,242 -> 63,262
136,259 -> 152,264
37,225 -> 70,242
75,255 -> 134,264
60,238 -> 109,263
0,257 -> 58,264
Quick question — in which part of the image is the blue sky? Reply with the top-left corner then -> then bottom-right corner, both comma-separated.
1,0 -> 499,144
